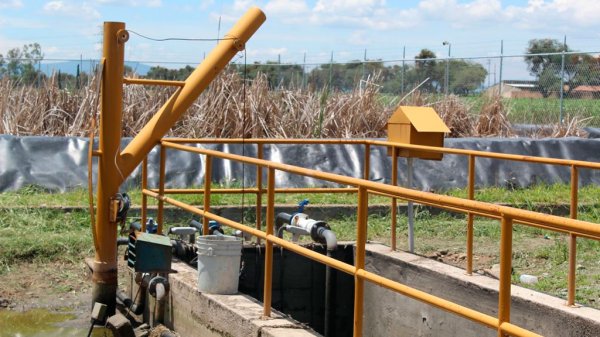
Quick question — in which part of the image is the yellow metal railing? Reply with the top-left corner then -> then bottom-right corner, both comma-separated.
139,138 -> 600,337
160,137 -> 600,307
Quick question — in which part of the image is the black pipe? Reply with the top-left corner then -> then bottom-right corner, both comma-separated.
117,237 -> 129,246
189,219 -> 202,232
324,250 -> 335,337
276,212 -> 292,229
116,288 -> 145,316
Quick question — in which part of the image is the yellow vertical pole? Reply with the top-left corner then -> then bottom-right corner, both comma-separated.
497,215 -> 513,337
256,144 -> 264,244
92,21 -> 127,314
568,165 -> 579,306
391,146 -> 398,251
141,156 -> 148,232
157,146 -> 166,234
363,143 -> 370,181
203,155 -> 213,235
263,167 -> 275,317
466,154 -> 475,275
353,186 -> 368,337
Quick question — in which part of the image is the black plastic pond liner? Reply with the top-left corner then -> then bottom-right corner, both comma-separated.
3,135 -> 600,193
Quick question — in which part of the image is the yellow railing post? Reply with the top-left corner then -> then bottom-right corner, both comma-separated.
353,186 -> 368,337
203,155 -> 213,235
498,215 -> 513,337
391,146 -> 398,251
141,156 -> 148,232
568,165 -> 579,306
91,21 -> 127,314
263,167 -> 275,317
157,145 -> 166,234
466,154 -> 475,275
256,144 -> 264,244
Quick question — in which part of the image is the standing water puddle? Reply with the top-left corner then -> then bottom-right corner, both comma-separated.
0,308 -> 112,337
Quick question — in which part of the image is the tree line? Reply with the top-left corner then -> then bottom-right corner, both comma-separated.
524,39 -> 600,98
2,38 -> 599,97
145,49 -> 488,95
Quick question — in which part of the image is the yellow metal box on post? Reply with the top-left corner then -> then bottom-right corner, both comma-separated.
387,106 -> 450,160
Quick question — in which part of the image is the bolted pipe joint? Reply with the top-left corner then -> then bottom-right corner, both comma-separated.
148,276 -> 169,300
275,212 -> 337,251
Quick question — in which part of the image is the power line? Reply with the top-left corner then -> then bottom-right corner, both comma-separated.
127,30 -> 235,42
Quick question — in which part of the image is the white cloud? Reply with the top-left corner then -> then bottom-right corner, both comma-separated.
265,0 -> 309,16
418,0 -> 502,24
44,1 -> 101,19
94,0 -> 161,7
0,0 -> 22,9
505,0 -> 600,29
233,0 -> 252,12
247,47 -> 288,60
347,30 -> 368,46
314,0 -> 385,15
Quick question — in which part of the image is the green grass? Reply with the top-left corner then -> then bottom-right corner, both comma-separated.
2,183 -> 599,209
0,208 -> 93,271
464,96 -> 600,126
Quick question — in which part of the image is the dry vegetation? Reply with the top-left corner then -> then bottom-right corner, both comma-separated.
0,70 -> 588,138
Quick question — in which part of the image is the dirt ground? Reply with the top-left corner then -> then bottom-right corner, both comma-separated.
0,248 -> 130,327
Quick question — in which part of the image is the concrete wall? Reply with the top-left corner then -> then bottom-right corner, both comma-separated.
159,261 -> 320,337
363,244 -> 600,337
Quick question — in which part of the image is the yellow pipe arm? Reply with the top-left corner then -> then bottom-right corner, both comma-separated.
117,7 -> 266,181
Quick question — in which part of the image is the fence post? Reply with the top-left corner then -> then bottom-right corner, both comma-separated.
559,35 -> 566,124
328,51 -> 334,90
498,40 -> 504,96
362,49 -> 367,81
401,46 -> 406,94
302,52 -> 306,89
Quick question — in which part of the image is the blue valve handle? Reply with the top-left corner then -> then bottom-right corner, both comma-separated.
297,199 -> 310,213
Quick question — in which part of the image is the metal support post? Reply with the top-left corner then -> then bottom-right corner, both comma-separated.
141,156 -> 148,232
157,145 -> 166,234
363,144 -> 370,181
407,157 -> 415,253
203,155 -> 213,235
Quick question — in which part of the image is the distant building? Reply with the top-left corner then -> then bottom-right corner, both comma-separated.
486,80 -> 543,98
571,85 -> 600,99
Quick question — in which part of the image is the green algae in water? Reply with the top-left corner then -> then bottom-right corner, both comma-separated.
0,308 -> 111,337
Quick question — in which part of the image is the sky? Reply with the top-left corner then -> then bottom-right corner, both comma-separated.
0,0 -> 599,78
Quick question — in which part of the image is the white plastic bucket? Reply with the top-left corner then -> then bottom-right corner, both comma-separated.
196,235 -> 242,294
